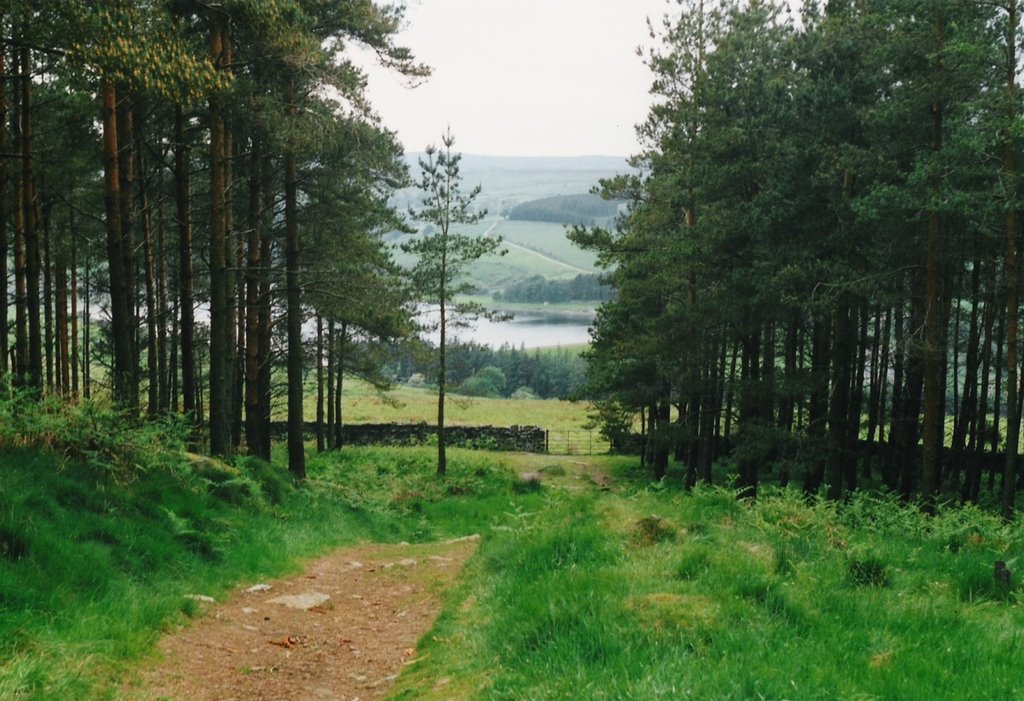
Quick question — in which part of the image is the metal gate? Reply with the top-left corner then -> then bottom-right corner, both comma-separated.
545,429 -> 610,455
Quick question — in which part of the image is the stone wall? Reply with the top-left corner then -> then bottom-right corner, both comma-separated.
269,422 -> 548,453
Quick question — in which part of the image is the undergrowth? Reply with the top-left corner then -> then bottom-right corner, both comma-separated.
0,397 -> 539,700
4,392 -> 1024,700
391,476 -> 1024,701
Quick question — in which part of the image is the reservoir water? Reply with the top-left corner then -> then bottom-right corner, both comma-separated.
422,309 -> 593,349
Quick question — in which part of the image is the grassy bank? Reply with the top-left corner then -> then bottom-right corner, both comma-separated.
4,396 -> 1023,699
0,397 -> 543,699
391,462 -> 1024,700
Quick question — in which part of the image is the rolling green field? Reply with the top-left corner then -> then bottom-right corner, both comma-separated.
392,155 -> 619,305
492,218 -> 601,274
331,377 -> 596,431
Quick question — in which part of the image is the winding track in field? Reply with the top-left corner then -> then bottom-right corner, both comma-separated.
483,219 -> 594,275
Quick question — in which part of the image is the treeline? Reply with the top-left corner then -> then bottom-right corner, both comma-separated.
388,341 -> 588,400
0,2 -> 424,477
574,0 -> 1024,517
493,274 -> 614,304
509,193 -> 620,226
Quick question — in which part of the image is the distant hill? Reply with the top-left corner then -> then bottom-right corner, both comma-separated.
395,153 -> 636,215
403,153 -> 631,173
509,193 -> 621,226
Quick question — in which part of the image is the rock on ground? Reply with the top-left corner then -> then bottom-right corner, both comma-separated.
124,538 -> 479,701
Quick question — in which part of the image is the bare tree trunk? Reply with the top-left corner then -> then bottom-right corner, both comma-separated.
21,45 -> 42,390
137,119 -> 160,418
326,319 -> 335,450
285,77 -> 305,479
11,45 -> 26,381
116,91 -> 138,394
0,17 -> 7,377
208,17 -> 232,456
316,315 -> 325,452
156,154 -> 170,412
921,85 -> 945,510
1002,3 -> 1019,521
56,256 -> 69,396
43,207 -> 53,392
70,226 -> 79,400
102,79 -> 138,410
175,104 -> 196,418
244,141 -> 267,460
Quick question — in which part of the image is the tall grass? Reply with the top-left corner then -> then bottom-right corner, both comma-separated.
390,468 -> 1024,700
0,396 -> 542,699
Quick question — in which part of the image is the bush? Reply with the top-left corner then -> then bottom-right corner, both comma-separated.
846,552 -> 890,588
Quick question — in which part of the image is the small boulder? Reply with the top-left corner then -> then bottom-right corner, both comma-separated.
267,592 -> 331,610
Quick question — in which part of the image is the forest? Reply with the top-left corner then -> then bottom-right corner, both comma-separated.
0,1 -> 426,479
491,273 -> 614,304
574,0 -> 1024,518
508,192 -> 622,226
5,1 -> 1024,698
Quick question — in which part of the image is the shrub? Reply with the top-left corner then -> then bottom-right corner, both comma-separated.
846,552 -> 890,588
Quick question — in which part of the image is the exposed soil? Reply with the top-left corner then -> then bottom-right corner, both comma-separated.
125,536 -> 479,701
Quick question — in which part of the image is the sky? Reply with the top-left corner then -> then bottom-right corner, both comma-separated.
353,0 -> 675,158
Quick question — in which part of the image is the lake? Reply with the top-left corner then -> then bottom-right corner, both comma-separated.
421,308 -> 594,349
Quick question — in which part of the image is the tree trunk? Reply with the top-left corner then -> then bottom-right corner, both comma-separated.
137,119 -> 160,418
438,282 -> 448,476
334,322 -> 346,449
208,17 -> 232,456
0,23 -> 7,378
921,86 -> 944,510
175,104 -> 196,420
285,77 -> 306,480
316,315 -> 325,453
285,144 -> 306,478
43,208 -> 52,392
21,46 -> 42,390
101,79 -> 138,410
803,314 -> 830,494
156,154 -> 170,413
70,225 -> 79,400
827,297 -> 853,500
244,141 -> 268,460
116,92 -> 137,387
56,254 -> 69,396
326,320 -> 335,450
1002,3 -> 1019,521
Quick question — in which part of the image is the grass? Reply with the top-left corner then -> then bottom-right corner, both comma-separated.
391,215 -> 600,296
326,377 -> 597,431
0,422 -> 548,699
389,464 -> 1024,701
492,218 -> 600,273
5,394 -> 1024,700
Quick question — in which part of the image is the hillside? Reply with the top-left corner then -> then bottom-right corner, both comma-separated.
393,154 -> 630,303
3,397 -> 1022,699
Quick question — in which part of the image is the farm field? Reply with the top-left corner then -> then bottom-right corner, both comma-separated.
493,218 -> 601,274
324,377 -> 596,432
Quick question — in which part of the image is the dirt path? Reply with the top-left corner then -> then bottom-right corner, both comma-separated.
124,536 -> 479,701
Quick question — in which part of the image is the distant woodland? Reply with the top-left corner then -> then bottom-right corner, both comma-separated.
493,274 -> 614,304
508,193 -> 621,226
573,0 -> 1024,517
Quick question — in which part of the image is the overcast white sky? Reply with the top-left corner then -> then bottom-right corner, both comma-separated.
355,0 -> 675,158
